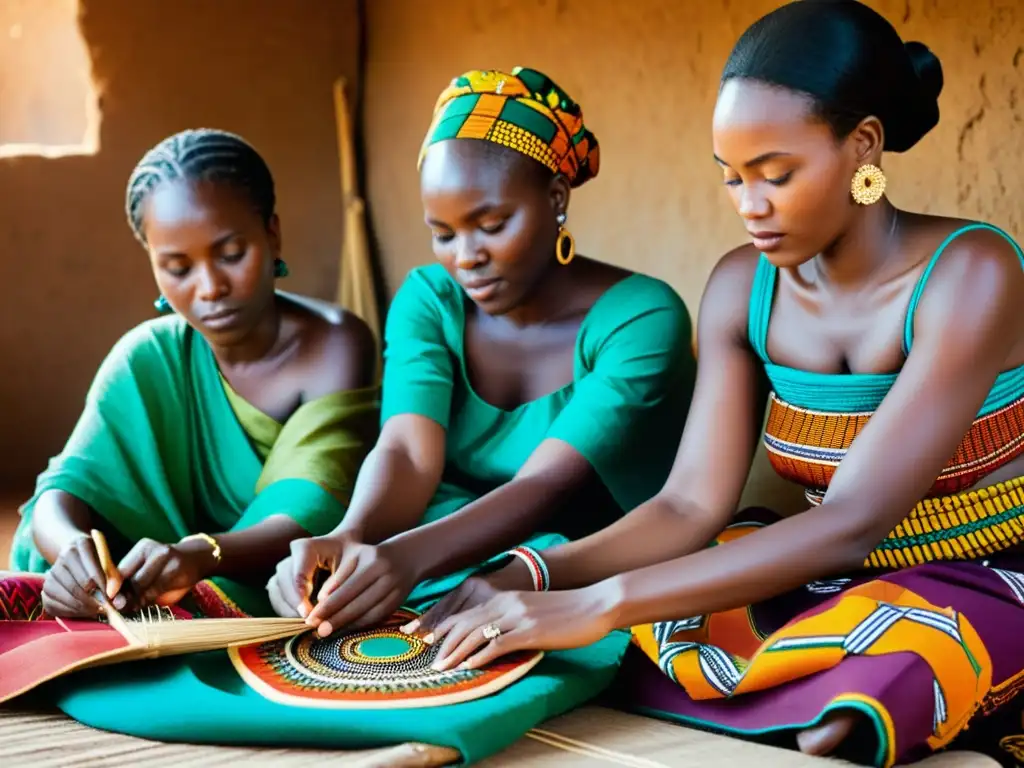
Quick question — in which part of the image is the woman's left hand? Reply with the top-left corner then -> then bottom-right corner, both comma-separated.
305,541 -> 417,636
429,585 -> 620,672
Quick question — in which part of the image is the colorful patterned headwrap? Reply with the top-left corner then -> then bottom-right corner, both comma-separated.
418,67 -> 600,188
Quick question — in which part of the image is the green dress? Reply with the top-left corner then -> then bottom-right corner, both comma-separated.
35,268 -> 697,764
389,265 -> 696,603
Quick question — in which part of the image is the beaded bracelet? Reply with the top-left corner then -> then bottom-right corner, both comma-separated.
505,545 -> 550,592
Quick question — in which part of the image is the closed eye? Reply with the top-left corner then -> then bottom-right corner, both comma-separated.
480,219 -> 507,235
432,231 -> 454,244
767,171 -> 793,187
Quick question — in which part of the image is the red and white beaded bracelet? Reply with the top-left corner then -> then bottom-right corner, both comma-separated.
505,545 -> 550,592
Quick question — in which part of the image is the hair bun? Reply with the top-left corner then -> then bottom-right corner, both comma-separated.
904,41 -> 944,102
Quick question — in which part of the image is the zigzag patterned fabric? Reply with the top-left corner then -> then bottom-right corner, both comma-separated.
0,573 -> 245,622
0,575 -> 44,621
763,394 -> 1024,568
765,393 -> 1024,503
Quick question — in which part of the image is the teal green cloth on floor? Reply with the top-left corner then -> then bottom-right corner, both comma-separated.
53,631 -> 630,764
47,533 -> 624,764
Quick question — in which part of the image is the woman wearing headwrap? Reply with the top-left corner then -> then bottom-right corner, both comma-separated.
269,65 -> 696,637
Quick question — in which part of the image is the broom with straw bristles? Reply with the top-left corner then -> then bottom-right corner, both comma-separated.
332,77 -> 381,375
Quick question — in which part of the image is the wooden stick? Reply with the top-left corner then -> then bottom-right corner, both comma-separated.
88,528 -> 118,589
89,529 -> 122,624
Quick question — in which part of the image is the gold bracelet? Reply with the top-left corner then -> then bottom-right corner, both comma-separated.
180,532 -> 222,564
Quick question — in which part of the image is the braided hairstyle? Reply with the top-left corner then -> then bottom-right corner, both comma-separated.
125,128 -> 276,245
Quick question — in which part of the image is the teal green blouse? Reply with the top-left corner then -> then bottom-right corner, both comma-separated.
383,264 -> 695,601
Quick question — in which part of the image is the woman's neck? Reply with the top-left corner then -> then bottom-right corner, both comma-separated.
811,201 -> 901,289
210,297 -> 284,368
500,259 -> 587,328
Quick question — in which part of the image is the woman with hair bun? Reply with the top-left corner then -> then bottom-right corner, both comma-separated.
417,2 -> 1024,764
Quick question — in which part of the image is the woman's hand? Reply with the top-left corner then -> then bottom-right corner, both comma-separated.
301,540 -> 417,636
400,564 -> 532,641
116,537 -> 214,608
429,584 -> 621,672
42,534 -> 126,618
267,531 -> 366,622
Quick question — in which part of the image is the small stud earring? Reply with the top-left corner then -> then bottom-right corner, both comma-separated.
555,213 -> 575,266
153,295 -> 171,313
273,258 -> 290,278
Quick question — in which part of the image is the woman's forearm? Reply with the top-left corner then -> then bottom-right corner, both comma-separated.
32,490 -> 95,563
33,492 -> 313,585
542,494 -> 728,589
197,516 -> 310,583
431,494 -> 731,594
331,442 -> 439,545
386,473 -> 580,582
603,501 -> 875,628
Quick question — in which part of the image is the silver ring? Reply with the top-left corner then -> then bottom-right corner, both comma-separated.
482,622 -> 502,640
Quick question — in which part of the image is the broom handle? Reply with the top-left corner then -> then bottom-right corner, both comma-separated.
333,78 -> 357,204
332,76 -> 382,352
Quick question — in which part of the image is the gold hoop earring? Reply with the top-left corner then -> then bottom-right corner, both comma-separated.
851,164 -> 886,205
555,213 -> 575,266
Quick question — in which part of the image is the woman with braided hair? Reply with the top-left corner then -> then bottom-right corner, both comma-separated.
10,128 -> 380,618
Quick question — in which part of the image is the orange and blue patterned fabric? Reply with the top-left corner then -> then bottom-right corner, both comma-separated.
624,515 -> 1024,767
418,66 -> 600,187
620,223 -> 1024,766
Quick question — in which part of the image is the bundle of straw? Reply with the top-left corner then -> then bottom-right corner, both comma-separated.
104,609 -> 309,661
